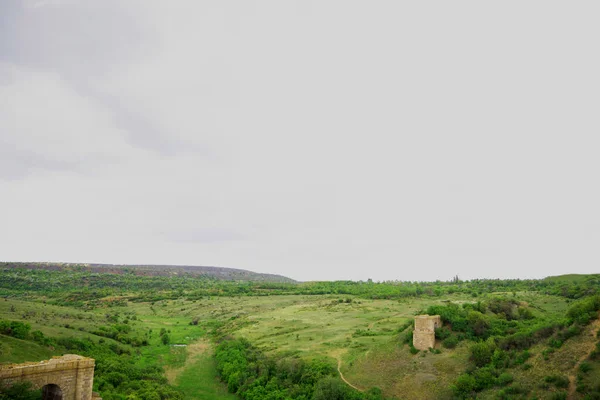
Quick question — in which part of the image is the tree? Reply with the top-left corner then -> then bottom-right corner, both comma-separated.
312,377 -> 349,400
161,333 -> 170,345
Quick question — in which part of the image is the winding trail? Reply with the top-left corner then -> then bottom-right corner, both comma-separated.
567,317 -> 600,399
337,358 -> 363,392
329,349 -> 364,392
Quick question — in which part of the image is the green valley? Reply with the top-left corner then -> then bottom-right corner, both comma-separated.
1,265 -> 599,399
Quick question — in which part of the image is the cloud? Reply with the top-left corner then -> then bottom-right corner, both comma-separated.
0,0 -> 188,155
0,63 -> 141,179
1,1 -> 599,281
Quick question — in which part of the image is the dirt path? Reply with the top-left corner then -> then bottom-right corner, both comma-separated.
164,341 -> 210,384
329,349 -> 363,392
568,317 -> 600,399
337,358 -> 363,392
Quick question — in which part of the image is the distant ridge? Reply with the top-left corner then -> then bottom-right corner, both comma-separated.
543,273 -> 600,283
0,262 -> 297,283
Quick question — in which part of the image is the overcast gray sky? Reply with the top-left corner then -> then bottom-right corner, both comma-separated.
1,0 -> 599,282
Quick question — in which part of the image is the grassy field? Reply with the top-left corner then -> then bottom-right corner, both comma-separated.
2,290 -> 598,399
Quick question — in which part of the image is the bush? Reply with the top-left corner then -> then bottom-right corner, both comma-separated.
579,362 -> 592,373
504,383 -> 527,395
161,334 -> 170,345
491,348 -> 508,369
0,320 -> 31,339
544,375 -> 569,389
402,330 -> 413,344
435,326 -> 451,340
514,350 -> 531,365
452,374 -> 477,399
471,367 -> 496,391
567,295 -> 600,325
487,298 -> 519,320
497,373 -> 514,386
470,340 -> 496,367
442,335 -> 459,349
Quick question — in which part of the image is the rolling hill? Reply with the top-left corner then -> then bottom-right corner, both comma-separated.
0,261 -> 296,283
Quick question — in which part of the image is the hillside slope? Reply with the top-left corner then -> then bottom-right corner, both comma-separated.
0,262 -> 296,283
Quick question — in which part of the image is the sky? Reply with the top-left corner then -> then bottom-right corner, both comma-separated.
1,1 -> 599,282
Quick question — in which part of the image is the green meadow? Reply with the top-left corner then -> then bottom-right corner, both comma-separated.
1,268 -> 600,399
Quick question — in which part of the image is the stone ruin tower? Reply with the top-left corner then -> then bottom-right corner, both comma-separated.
413,314 -> 441,350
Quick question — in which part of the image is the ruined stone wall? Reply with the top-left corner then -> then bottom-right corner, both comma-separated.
413,315 -> 441,350
0,354 -> 97,400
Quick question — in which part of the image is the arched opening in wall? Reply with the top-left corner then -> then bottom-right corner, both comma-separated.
41,384 -> 63,400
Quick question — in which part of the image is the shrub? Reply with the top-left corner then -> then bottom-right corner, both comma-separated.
435,326 -> 451,340
514,350 -> 531,365
487,298 -> 519,320
566,295 -> 600,325
504,383 -> 527,395
470,340 -> 496,367
442,335 -> 459,349
579,362 -> 592,373
452,374 -> 477,398
491,348 -> 509,369
471,367 -> 496,391
161,334 -> 170,345
0,320 -> 31,339
497,373 -> 514,386
549,339 -> 563,348
402,330 -> 413,344
545,375 -> 569,389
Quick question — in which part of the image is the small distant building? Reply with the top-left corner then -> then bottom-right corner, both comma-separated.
413,315 -> 441,350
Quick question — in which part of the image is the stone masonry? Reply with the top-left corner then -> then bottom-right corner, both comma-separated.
0,354 -> 101,400
413,315 -> 441,350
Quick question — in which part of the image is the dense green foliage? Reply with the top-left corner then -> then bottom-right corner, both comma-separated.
0,382 -> 40,400
2,267 -> 599,305
214,338 -> 387,400
446,295 -> 600,399
0,318 -> 181,400
0,320 -> 32,340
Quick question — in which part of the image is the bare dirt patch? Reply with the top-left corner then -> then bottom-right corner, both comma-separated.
165,341 -> 210,384
568,317 -> 600,399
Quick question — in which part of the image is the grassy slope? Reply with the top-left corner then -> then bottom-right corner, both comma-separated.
0,297 -> 233,398
151,294 -> 482,399
0,334 -> 57,364
1,291 -> 590,399
544,274 -> 600,284
1,261 -> 296,283
174,342 -> 238,400
476,316 -> 600,399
